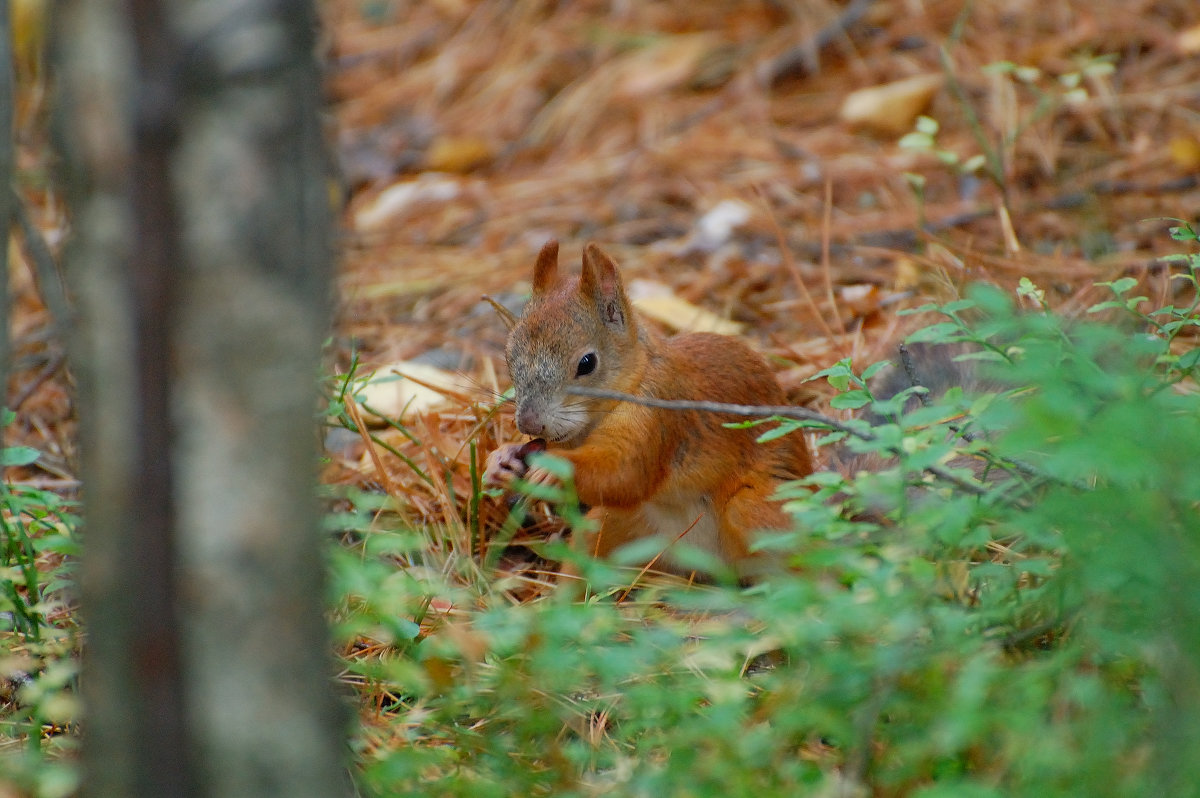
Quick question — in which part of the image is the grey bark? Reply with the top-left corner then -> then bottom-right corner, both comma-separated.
57,0 -> 348,795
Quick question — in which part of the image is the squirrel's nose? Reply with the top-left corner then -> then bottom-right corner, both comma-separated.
516,406 -> 546,436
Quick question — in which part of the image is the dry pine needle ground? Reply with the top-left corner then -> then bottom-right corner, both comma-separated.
315,0 -> 1200,595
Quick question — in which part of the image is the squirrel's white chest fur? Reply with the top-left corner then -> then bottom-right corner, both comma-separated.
641,492 -> 722,560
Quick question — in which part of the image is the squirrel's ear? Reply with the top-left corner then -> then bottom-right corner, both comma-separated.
531,239 -> 560,297
580,243 -> 632,333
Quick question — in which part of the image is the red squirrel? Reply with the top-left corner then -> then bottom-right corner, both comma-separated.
484,240 -> 813,579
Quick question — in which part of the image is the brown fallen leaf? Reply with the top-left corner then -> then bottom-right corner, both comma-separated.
612,33 -> 717,100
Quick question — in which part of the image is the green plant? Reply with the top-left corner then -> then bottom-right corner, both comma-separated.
0,420 -> 82,798
334,227 -> 1200,797
902,52 -> 1117,194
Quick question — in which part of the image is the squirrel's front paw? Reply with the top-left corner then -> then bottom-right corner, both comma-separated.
523,463 -> 561,490
484,443 -> 527,487
484,439 -> 547,487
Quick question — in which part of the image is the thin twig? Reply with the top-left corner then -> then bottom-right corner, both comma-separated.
938,45 -> 1007,201
617,513 -> 704,603
344,391 -> 399,497
566,385 -> 990,497
897,344 -> 929,407
570,385 -> 846,428
13,188 -> 72,333
820,177 -> 847,335
757,0 -> 876,86
851,176 -> 1200,255
756,186 -> 841,346
669,0 -> 875,136
9,349 -> 66,412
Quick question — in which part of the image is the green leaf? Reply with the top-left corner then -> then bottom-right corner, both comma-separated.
1096,276 -> 1138,297
756,419 -> 804,443
861,360 -> 892,381
1124,296 -> 1148,310
808,359 -> 855,391
1016,277 -> 1045,304
899,131 -> 935,150
960,153 -> 987,173
0,446 -> 40,467
941,299 -> 978,314
525,452 -> 573,480
1166,221 -> 1197,242
830,390 -> 872,410
812,431 -> 848,447
900,302 -> 943,315
1177,348 -> 1200,371
906,322 -> 966,344
952,349 -> 1007,364
982,60 -> 1018,75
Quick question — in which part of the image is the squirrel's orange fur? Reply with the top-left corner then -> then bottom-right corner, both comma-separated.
485,241 -> 813,579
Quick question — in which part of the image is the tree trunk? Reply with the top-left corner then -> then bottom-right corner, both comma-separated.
0,1 -> 14,394
56,1 -> 348,795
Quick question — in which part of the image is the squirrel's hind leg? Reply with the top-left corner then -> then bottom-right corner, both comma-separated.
555,505 -> 652,597
719,480 -> 797,582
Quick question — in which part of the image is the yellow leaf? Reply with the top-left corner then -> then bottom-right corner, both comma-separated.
1168,137 -> 1200,170
355,361 -> 477,422
425,136 -> 495,173
1177,23 -> 1200,54
894,256 -> 923,291
840,74 -> 944,137
629,280 -> 745,336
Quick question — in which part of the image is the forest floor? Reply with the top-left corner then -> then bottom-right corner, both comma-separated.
314,0 -> 1200,579
2,0 -> 1200,789
7,0 -> 1198,556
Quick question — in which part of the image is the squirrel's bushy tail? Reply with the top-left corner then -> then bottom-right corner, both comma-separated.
826,342 -> 998,478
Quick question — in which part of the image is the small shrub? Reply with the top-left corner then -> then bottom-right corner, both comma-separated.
335,229 -> 1200,797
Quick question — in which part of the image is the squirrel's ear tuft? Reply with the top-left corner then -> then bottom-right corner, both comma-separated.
581,243 -> 631,332
531,239 -> 560,296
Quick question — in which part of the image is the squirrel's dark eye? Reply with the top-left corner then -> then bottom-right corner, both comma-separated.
575,352 -> 597,377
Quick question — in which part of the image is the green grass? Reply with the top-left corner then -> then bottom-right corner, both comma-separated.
0,430 -> 81,798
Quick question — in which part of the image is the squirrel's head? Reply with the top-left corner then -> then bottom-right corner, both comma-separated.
504,240 -> 640,446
